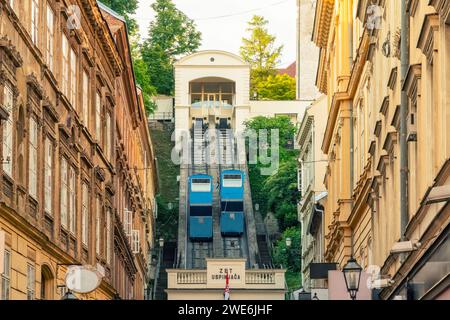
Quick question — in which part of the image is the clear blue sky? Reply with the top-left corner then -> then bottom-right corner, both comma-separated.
133,0 -> 297,68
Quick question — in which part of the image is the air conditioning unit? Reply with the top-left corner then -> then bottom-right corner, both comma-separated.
390,240 -> 421,254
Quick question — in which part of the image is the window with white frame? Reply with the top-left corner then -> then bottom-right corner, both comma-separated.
2,84 -> 13,176
31,0 -> 39,45
69,166 -> 76,234
106,209 -> 111,263
96,197 -> 101,256
1,249 -> 11,300
46,4 -> 54,72
28,117 -> 38,199
95,92 -> 101,143
60,158 -> 68,228
70,49 -> 77,110
82,71 -> 89,127
62,34 -> 69,97
27,263 -> 35,300
81,182 -> 89,246
44,137 -> 52,214
123,208 -> 132,237
131,229 -> 140,254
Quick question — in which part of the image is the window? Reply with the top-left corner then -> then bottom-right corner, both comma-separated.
131,229 -> 140,254
44,137 -> 52,214
359,104 -> 365,174
106,210 -> 111,263
28,118 -> 38,199
2,84 -> 13,176
70,48 -> 77,109
96,197 -> 101,256
1,249 -> 10,300
62,34 -> 69,96
106,112 -> 111,160
95,92 -> 101,142
81,183 -> 89,246
60,158 -> 68,228
46,5 -> 54,71
27,263 -> 35,300
31,0 -> 39,45
82,71 -> 89,127
68,167 -> 76,234
123,208 -> 132,237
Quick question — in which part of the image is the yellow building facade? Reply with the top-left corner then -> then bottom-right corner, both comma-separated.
313,0 -> 450,299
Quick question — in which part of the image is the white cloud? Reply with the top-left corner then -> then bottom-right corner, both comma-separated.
133,0 -> 296,68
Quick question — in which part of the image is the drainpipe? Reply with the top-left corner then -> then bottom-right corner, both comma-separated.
348,0 -> 355,257
400,0 -> 410,241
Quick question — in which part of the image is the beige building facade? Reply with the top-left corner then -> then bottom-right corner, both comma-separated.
0,0 -> 156,300
313,0 -> 450,299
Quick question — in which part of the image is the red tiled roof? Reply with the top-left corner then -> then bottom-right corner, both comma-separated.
277,62 -> 296,78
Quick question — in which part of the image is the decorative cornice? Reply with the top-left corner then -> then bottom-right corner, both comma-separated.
380,96 -> 389,116
417,14 -> 440,64
387,67 -> 398,90
80,0 -> 123,76
0,35 -> 23,67
26,73 -> 44,99
429,0 -> 450,24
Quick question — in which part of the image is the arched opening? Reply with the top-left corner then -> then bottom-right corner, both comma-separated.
40,264 -> 54,300
189,77 -> 236,107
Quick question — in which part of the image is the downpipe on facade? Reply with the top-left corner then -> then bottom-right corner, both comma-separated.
400,0 -> 410,243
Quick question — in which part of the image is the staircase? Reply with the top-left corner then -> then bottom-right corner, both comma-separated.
154,241 -> 176,300
257,235 -> 273,268
193,120 -> 205,166
219,129 -> 233,166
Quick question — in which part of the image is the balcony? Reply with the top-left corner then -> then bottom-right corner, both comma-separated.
166,268 -> 286,290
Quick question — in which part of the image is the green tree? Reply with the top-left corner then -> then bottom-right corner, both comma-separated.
240,15 -> 283,98
272,227 -> 302,291
262,157 -> 299,230
244,116 -> 298,227
257,74 -> 296,101
100,0 -> 139,34
142,0 -> 202,95
272,227 -> 301,273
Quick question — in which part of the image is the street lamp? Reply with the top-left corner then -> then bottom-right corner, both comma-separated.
61,289 -> 78,300
342,257 -> 363,300
159,237 -> 164,248
285,237 -> 292,248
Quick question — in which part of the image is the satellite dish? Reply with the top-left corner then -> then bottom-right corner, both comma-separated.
65,265 -> 102,294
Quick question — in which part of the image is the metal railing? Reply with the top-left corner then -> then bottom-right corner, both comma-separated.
245,270 -> 276,284
152,247 -> 162,300
148,112 -> 174,121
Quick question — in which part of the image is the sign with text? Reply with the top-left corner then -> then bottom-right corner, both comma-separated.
206,259 -> 246,288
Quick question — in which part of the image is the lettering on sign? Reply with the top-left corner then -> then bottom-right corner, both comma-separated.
211,268 -> 241,280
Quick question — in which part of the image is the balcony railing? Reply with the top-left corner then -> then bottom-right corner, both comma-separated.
167,268 -> 286,290
176,271 -> 207,284
245,270 -> 276,284
191,101 -> 233,109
